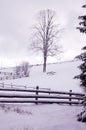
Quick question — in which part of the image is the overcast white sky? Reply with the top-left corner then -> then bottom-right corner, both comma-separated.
0,0 -> 86,67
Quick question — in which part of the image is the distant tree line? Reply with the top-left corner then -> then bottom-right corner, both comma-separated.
0,62 -> 31,80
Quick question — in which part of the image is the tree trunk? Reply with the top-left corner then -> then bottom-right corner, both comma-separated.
43,55 -> 47,72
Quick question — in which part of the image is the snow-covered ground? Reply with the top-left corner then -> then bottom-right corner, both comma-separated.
0,104 -> 86,130
0,60 -> 86,130
0,60 -> 83,92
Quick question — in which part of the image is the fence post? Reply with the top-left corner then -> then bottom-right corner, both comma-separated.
69,90 -> 72,105
35,86 -> 39,104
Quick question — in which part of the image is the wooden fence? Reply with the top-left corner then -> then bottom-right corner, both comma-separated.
0,84 -> 85,105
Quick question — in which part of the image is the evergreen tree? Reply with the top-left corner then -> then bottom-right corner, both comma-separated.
76,5 -> 86,87
75,5 -> 86,123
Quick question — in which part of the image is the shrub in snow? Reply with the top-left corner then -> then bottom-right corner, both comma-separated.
77,110 -> 86,122
21,62 -> 30,77
13,107 -> 32,115
15,65 -> 22,78
47,71 -> 56,76
0,104 -> 32,115
15,62 -> 31,78
77,95 -> 86,122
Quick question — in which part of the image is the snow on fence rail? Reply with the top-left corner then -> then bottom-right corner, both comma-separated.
0,84 -> 85,105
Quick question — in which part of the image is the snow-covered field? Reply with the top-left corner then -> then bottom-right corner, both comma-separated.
0,60 -> 83,92
0,60 -> 86,130
0,104 -> 86,130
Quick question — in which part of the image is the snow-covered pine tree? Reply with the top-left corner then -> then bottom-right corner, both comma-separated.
76,4 -> 86,88
77,5 -> 86,33
74,4 -> 86,123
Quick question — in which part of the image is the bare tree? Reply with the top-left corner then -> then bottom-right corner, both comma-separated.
15,62 -> 30,78
21,62 -> 30,77
30,9 -> 62,72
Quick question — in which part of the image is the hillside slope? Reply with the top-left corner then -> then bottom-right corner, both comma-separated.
0,60 -> 83,92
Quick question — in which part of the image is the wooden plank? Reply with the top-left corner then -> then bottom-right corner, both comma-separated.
0,100 -> 82,104
0,94 -> 83,100
0,88 -> 85,96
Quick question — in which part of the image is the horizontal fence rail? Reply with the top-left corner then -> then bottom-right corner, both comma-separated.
0,100 -> 82,104
0,87 -> 85,96
0,83 -> 50,90
0,83 -> 85,105
0,94 -> 84,100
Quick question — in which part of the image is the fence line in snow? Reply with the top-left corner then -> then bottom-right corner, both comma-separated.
0,84 -> 85,105
0,82 -> 50,90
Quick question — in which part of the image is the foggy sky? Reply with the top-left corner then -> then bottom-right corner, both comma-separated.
0,0 -> 85,67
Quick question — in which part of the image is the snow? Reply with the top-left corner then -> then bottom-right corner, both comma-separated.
0,104 -> 86,130
0,60 -> 86,130
0,61 -> 83,92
